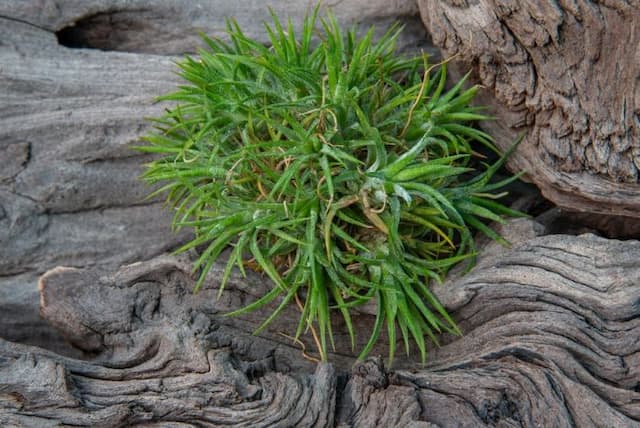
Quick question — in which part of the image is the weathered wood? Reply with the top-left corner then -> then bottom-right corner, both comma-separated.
418,0 -> 640,218
0,0 -> 431,55
0,15 -> 190,355
2,2 -> 640,426
0,341 -> 337,427
0,0 -> 434,355
1,232 -> 639,426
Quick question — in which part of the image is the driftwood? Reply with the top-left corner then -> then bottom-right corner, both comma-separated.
1,231 -> 639,426
418,0 -> 640,218
0,14 -> 188,354
0,0 -> 430,55
0,0 -> 432,356
2,2 -> 640,426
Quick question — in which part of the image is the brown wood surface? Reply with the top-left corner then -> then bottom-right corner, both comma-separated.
419,0 -> 640,217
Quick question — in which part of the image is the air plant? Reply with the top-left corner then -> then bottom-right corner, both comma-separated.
138,7 -> 525,365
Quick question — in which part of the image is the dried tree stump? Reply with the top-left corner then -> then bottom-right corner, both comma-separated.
418,0 -> 640,218
1,231 -> 639,426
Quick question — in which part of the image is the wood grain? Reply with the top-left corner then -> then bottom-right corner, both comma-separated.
1,232 -> 638,426
0,0 -> 432,356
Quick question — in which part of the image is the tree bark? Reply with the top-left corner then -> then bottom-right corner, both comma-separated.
1,231 -> 639,426
418,0 -> 640,218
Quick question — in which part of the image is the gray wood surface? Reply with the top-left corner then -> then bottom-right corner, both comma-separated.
0,0 -> 432,355
1,232 -> 639,426
1,1 -> 639,426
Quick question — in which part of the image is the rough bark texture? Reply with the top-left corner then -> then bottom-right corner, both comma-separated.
1,232 -> 639,426
418,0 -> 640,218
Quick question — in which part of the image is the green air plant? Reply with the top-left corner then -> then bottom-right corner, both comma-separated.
138,8 -> 525,365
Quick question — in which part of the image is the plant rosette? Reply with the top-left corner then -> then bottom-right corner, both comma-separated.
138,7 -> 525,366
